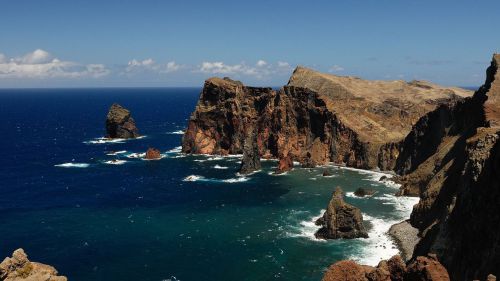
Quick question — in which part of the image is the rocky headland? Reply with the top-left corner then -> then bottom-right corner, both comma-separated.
105,103 -> 140,139
0,249 -> 67,281
182,54 -> 500,280
182,69 -> 471,170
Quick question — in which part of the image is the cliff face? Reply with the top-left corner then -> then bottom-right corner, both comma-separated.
182,69 -> 471,169
0,249 -> 67,281
395,54 -> 500,280
106,103 -> 140,139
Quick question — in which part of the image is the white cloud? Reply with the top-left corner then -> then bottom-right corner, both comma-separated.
0,49 -> 110,79
256,60 -> 267,67
126,59 -> 181,74
197,60 -> 292,79
328,65 -> 344,72
277,61 -> 291,68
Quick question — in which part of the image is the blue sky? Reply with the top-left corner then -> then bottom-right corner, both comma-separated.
0,0 -> 499,88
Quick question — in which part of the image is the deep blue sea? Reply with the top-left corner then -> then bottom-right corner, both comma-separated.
0,88 -> 418,281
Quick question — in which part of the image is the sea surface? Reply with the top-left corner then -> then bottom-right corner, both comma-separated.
0,88 -> 419,281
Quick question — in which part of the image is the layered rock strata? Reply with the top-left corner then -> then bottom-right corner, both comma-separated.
315,187 -> 368,239
0,249 -> 67,281
106,103 -> 140,139
182,70 -> 471,169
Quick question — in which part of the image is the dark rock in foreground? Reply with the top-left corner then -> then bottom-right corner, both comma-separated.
322,169 -> 333,177
106,103 -> 139,139
145,147 -> 162,160
238,128 -> 261,175
315,187 -> 368,239
354,187 -> 376,197
0,249 -> 67,281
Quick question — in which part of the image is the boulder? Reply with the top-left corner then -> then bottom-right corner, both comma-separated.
145,148 -> 162,160
322,169 -> 333,177
354,187 -> 376,197
315,187 -> 368,239
405,254 -> 450,281
105,103 -> 139,139
0,249 -> 67,281
322,260 -> 372,281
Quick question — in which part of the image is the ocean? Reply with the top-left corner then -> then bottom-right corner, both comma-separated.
0,88 -> 418,281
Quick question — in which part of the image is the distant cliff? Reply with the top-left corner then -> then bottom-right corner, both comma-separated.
182,69 -> 471,170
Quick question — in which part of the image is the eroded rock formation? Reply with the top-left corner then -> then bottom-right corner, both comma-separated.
354,187 -> 376,197
182,69 -> 471,169
0,249 -> 67,281
106,103 -> 140,139
315,187 -> 368,239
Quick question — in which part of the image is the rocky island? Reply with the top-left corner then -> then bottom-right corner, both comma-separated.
105,103 -> 140,139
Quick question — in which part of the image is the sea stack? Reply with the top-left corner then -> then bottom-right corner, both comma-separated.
0,248 -> 67,281
145,147 -> 162,160
315,187 -> 368,239
106,103 -> 140,139
238,127 -> 261,175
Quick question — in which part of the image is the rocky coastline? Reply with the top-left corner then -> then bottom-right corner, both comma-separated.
181,54 -> 500,280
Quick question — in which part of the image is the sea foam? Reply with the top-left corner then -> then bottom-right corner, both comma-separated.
55,163 -> 90,168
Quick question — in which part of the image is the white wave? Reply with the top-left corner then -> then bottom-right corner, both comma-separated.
345,192 -> 358,198
126,153 -> 146,159
267,171 -> 289,176
106,150 -> 127,156
309,177 -> 317,181
166,146 -> 182,153
55,163 -> 90,168
183,175 -> 205,182
167,130 -> 185,135
142,154 -> 167,161
285,210 -> 325,242
84,136 -> 145,144
222,177 -> 249,183
104,160 -> 127,165
213,164 -> 228,169
349,195 -> 420,266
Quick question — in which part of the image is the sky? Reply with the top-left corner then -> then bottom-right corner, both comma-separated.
0,0 -> 499,88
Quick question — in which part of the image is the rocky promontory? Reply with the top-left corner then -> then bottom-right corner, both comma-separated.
315,187 -> 368,239
0,249 -> 67,281
182,68 -> 471,170
106,103 -> 140,139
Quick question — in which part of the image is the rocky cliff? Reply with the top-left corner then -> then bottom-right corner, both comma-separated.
0,249 -> 67,281
182,70 -> 471,169
393,54 -> 500,281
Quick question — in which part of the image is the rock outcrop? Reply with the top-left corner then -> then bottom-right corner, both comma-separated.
106,103 -> 140,139
0,249 -> 67,281
354,187 -> 376,197
145,147 -> 162,160
182,69 -> 471,169
322,254 -> 449,281
238,128 -> 261,175
315,187 -> 368,239
392,54 -> 500,280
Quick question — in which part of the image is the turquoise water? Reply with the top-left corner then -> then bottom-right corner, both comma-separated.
0,88 -> 417,281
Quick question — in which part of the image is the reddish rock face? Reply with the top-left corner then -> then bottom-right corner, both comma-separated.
322,255 -> 448,281
145,147 -> 162,160
322,260 -> 372,281
275,155 -> 293,174
405,255 -> 450,281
